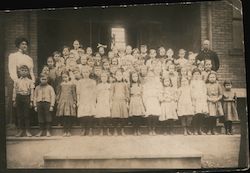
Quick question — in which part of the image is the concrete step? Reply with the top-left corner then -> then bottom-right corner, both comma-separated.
7,121 -> 241,136
7,135 -> 241,168
43,136 -> 202,169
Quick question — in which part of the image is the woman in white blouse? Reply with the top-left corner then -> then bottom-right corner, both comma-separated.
8,37 -> 35,83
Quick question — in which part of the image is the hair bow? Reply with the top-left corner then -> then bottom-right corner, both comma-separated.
97,43 -> 107,49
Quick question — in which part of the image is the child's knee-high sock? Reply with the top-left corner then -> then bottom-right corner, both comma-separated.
228,121 -> 232,134
46,122 -> 51,131
224,121 -> 229,134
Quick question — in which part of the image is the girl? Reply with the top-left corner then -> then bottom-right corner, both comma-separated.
177,78 -> 194,135
203,59 -> 212,81
47,56 -> 57,90
86,47 -> 93,57
70,40 -> 80,61
129,72 -> 145,136
159,77 -> 178,135
56,70 -> 77,137
146,49 -> 161,71
174,49 -> 188,72
166,48 -> 174,63
142,70 -> 162,135
77,67 -> 97,136
163,63 -> 178,89
62,46 -> 70,63
178,67 -> 189,88
206,71 -> 224,135
158,47 -> 167,64
78,55 -> 91,74
222,80 -> 239,135
95,72 -> 112,136
111,69 -> 129,136
53,51 -> 63,68
190,68 -> 208,135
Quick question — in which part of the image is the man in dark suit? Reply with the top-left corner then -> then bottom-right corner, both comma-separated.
196,40 -> 220,71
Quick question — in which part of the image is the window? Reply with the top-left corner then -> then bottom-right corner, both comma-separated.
111,27 -> 126,50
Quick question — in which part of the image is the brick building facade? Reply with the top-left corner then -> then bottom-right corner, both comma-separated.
2,0 -> 246,124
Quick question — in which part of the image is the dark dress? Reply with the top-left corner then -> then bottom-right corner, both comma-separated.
56,82 -> 77,117
222,90 -> 239,121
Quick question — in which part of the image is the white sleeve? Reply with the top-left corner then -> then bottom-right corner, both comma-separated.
8,53 -> 18,82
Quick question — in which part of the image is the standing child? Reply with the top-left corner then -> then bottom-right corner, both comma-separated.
206,71 -> 224,135
177,78 -> 194,135
47,56 -> 57,91
95,72 -> 112,136
142,70 -> 162,135
129,72 -> 145,136
174,49 -> 188,72
77,68 -> 97,136
190,68 -> 208,135
222,80 -> 239,135
159,77 -> 178,135
111,69 -> 129,136
70,40 -> 81,61
56,71 -> 77,137
13,65 -> 34,137
34,73 -> 56,137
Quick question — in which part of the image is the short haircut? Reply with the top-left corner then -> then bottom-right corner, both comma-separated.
19,65 -> 29,71
15,37 -> 29,48
223,80 -> 232,86
39,72 -> 48,79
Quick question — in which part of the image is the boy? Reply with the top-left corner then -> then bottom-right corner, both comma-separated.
33,73 -> 56,137
13,65 -> 34,137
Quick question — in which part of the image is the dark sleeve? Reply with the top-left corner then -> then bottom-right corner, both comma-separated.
196,52 -> 202,61
213,52 -> 220,71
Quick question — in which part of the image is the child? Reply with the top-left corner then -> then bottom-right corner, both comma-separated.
56,70 -> 77,137
166,48 -> 174,63
34,73 -> 56,137
177,78 -> 194,135
78,55 -> 91,74
129,72 -> 145,136
62,46 -> 70,62
159,77 -> 178,135
175,49 -> 188,72
93,53 -> 102,66
111,69 -> 129,136
47,56 -> 57,90
95,72 -> 112,136
13,65 -> 34,137
197,61 -> 207,81
86,47 -> 93,57
53,51 -> 63,68
203,59 -> 213,81
206,71 -> 224,135
190,68 -> 208,135
146,49 -> 161,71
142,70 -> 162,135
163,63 -> 178,89
70,40 -> 81,61
222,80 -> 239,135
77,68 -> 97,136
140,45 -> 150,64
186,53 -> 197,73
158,47 -> 167,64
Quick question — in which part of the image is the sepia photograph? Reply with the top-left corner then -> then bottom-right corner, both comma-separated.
1,0 -> 248,171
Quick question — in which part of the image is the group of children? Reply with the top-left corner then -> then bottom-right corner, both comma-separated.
12,40 -> 239,137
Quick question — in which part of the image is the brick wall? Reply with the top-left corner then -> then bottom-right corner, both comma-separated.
4,11 -> 37,124
200,1 -> 246,89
